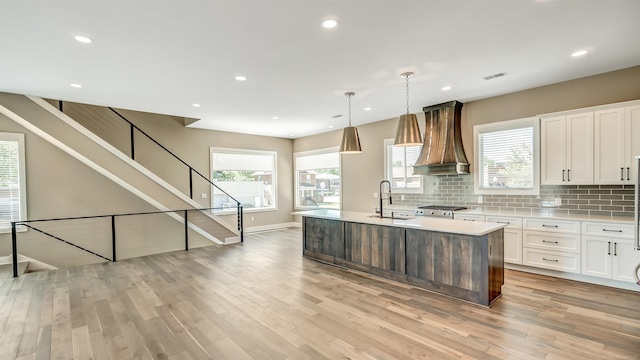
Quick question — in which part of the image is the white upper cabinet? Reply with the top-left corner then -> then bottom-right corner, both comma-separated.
594,105 -> 640,184
541,112 -> 593,185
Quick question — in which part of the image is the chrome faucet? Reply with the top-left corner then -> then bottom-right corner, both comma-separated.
379,180 -> 392,218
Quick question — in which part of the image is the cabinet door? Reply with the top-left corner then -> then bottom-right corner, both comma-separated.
566,112 -> 593,184
581,236 -> 612,279
541,116 -> 567,185
503,229 -> 522,264
626,105 -> 640,183
594,108 -> 625,184
612,240 -> 640,283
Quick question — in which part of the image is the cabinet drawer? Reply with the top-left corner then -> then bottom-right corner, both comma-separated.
523,218 -> 580,234
523,231 -> 580,253
582,222 -> 634,239
523,248 -> 580,273
486,216 -> 522,229
453,214 -> 485,222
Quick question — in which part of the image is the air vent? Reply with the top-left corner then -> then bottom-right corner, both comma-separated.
332,114 -> 343,118
483,72 -> 507,80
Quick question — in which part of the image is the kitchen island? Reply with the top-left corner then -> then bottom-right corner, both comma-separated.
301,210 -> 506,306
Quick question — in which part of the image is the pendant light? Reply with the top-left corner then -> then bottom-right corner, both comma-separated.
339,91 -> 362,154
394,72 -> 422,146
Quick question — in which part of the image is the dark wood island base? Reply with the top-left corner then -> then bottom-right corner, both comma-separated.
302,216 -> 504,307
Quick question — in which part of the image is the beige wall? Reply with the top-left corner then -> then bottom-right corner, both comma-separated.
294,65 -> 640,212
111,108 -> 295,228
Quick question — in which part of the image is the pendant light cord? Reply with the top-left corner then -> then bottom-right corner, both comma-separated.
345,91 -> 355,127
405,75 -> 410,115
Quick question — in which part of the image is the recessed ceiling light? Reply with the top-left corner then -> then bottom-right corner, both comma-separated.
74,35 -> 92,43
234,75 -> 247,81
70,83 -> 82,88
322,18 -> 339,29
328,125 -> 334,129
272,116 -> 279,120
364,107 -> 372,111
441,86 -> 452,91
571,50 -> 588,57
192,103 -> 201,107
289,134 -> 295,137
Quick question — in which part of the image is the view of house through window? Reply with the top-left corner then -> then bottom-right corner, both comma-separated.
383,138 -> 422,193
294,148 -> 340,209
0,132 -> 26,232
210,148 -> 277,212
474,117 -> 539,195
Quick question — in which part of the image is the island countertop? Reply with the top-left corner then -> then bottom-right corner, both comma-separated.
300,209 -> 506,236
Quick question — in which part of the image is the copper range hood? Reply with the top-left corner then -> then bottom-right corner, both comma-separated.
413,100 -> 470,175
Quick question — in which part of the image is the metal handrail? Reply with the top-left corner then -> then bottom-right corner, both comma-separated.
107,107 -> 240,204
10,205 -> 243,278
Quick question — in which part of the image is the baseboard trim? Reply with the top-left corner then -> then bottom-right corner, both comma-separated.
245,222 -> 301,234
506,263 -> 640,292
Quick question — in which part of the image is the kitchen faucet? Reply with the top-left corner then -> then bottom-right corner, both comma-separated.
379,180 -> 392,218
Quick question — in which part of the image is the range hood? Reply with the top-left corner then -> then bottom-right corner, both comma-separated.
413,100 -> 470,175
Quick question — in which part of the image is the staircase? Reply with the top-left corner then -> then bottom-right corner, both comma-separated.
0,93 -> 241,251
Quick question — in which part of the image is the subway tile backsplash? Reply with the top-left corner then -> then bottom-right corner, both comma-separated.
392,174 -> 635,217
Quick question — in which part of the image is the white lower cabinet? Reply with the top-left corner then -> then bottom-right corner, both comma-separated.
486,216 -> 522,265
581,222 -> 640,283
522,218 -> 581,273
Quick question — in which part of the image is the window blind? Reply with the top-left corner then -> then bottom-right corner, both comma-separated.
478,126 -> 534,190
0,133 -> 25,230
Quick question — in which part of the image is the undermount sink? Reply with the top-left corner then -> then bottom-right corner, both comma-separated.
367,215 -> 413,220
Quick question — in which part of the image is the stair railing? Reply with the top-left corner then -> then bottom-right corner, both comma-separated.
10,206 -> 238,278
57,101 -> 243,242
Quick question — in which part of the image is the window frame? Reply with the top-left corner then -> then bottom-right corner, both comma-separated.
210,147 -> 278,214
473,117 -> 540,196
383,138 -> 423,194
0,132 -> 27,234
293,147 -> 341,210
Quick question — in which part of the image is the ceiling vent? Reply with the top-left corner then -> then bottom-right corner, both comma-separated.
482,72 -> 507,80
332,114 -> 343,118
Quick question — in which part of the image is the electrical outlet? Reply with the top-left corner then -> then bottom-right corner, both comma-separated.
373,192 -> 379,198
401,195 -> 406,200
201,193 -> 207,199
478,195 -> 483,204
250,216 -> 255,221
555,198 -> 562,206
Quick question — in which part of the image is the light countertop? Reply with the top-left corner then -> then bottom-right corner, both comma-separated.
457,208 -> 634,224
300,209 -> 505,236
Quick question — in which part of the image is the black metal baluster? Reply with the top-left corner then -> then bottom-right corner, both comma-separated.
112,215 -> 117,262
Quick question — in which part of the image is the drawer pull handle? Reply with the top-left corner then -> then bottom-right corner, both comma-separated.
542,240 -> 559,244
543,258 -> 559,262
497,221 -> 510,224
602,229 -> 623,233
463,219 -> 475,221
542,224 -> 558,228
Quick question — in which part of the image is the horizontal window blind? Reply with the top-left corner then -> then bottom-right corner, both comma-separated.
384,139 -> 422,192
478,126 -> 534,189
0,133 -> 25,230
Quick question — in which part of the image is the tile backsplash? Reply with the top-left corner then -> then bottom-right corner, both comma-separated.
392,174 -> 635,217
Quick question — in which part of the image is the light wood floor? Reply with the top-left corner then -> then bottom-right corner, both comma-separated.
1,228 -> 639,360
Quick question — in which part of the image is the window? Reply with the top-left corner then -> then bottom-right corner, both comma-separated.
0,132 -> 27,233
294,148 -> 340,209
383,138 -> 423,193
210,148 -> 277,212
474,117 -> 539,195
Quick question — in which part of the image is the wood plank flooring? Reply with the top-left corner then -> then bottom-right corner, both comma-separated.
1,227 -> 639,359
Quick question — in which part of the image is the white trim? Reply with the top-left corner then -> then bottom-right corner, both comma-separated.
506,263 -> 640,293
244,222 -> 300,233
210,147 -> 278,212
0,102 -> 226,245
0,131 -> 27,232
293,146 -> 341,210
537,99 -> 640,118
28,96 -> 238,236
383,138 -> 423,194
473,117 -> 540,196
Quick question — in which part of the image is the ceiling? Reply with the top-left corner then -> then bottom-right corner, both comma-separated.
1,1 -> 639,139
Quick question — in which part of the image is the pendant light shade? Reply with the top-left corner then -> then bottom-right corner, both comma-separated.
339,92 -> 362,154
394,72 -> 422,146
